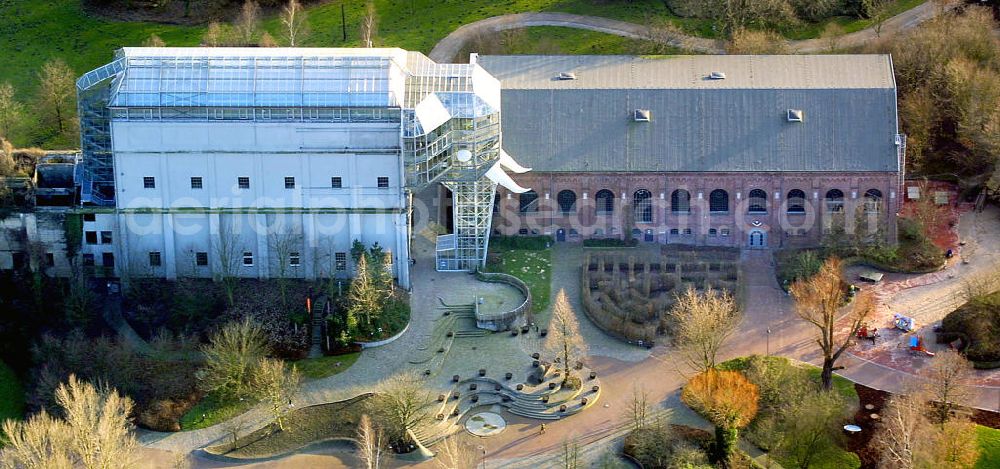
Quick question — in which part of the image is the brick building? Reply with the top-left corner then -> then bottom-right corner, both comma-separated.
477,55 -> 904,249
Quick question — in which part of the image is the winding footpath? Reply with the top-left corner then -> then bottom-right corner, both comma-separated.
429,2 -> 952,62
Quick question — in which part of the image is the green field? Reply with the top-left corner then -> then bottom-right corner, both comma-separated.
979,425 -> 1000,469
0,0 -> 678,98
0,0 -> 929,101
0,361 -> 25,423
290,352 -> 360,380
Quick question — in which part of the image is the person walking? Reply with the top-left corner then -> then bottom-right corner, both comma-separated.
539,423 -> 546,435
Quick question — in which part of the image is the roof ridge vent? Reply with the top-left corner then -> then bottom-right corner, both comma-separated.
633,109 -> 651,122
709,71 -> 726,80
556,71 -> 577,80
787,109 -> 804,122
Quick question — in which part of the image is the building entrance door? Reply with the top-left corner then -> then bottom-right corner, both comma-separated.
644,229 -> 654,242
556,228 -> 566,242
748,229 -> 767,248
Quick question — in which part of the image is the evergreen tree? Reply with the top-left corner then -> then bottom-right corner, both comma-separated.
348,254 -> 381,333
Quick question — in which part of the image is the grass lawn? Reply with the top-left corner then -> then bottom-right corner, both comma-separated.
205,394 -> 372,458
0,361 -> 25,423
290,352 -> 360,380
978,425 -> 1000,469
719,355 -> 859,402
0,0 -> 677,99
503,26 -> 686,55
179,392 -> 257,431
487,248 -> 552,313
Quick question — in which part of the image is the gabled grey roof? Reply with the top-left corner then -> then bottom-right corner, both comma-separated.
477,55 -> 900,173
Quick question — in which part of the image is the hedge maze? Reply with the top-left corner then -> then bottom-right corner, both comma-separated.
581,246 -> 740,343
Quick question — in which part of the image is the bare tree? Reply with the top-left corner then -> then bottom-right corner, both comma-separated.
348,253 -> 381,328
251,357 -> 300,431
203,22 -> 226,46
367,371 -> 432,449
726,28 -> 789,54
433,434 -> 477,469
545,289 -> 589,386
0,82 -> 26,143
357,413 -> 384,469
862,0 -> 891,37
874,392 -> 926,469
927,418 -> 980,468
221,416 -> 248,452
561,436 -> 581,469
820,23 -> 845,53
235,0 -> 261,46
37,59 -> 76,136
258,32 -> 278,47
790,257 -> 873,391
212,228 -> 242,307
625,384 -> 650,432
281,0 -> 310,46
196,318 -> 269,400
269,232 -> 303,309
924,349 -> 972,425
671,286 -> 742,373
2,374 -> 137,469
360,0 -> 378,47
143,33 -> 165,47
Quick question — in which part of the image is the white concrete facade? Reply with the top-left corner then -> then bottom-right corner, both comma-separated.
103,119 -> 410,287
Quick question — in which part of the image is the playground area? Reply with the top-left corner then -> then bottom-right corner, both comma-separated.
845,202 -> 1000,387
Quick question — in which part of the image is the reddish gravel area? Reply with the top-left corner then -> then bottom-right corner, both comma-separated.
899,181 -> 968,251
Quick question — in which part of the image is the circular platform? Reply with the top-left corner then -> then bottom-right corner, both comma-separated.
464,412 -> 507,437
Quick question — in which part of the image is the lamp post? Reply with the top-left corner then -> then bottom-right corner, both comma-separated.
766,328 -> 771,356
478,445 -> 487,469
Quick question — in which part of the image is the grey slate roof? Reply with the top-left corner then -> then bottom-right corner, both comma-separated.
477,55 -> 900,173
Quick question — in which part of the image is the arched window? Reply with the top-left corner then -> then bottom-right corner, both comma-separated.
787,189 -> 806,213
709,189 -> 729,213
748,189 -> 767,214
633,189 -> 653,223
557,190 -> 577,214
671,189 -> 691,213
864,189 -> 882,213
519,190 -> 538,213
825,189 -> 844,213
595,189 -> 615,215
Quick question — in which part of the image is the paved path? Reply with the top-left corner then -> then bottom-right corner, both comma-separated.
429,2 -> 951,62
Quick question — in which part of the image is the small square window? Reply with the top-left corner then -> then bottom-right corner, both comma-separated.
284,177 -> 296,189
289,252 -> 301,267
148,251 -> 162,267
195,252 -> 208,266
83,213 -> 96,222
720,229 -> 731,237
238,177 -> 250,189
45,253 -> 55,267
708,228 -> 718,237
82,254 -> 95,266
143,177 -> 156,189
377,177 -> 389,188
243,251 -> 254,266
100,231 -> 113,244
191,177 -> 203,189
518,228 -> 529,235
85,231 -> 98,244
102,252 -> 115,268
335,252 -> 347,271
683,228 -> 692,236
669,228 -> 679,235
331,177 -> 342,188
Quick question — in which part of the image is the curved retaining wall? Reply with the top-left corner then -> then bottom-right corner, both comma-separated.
474,271 -> 532,331
355,320 -> 411,349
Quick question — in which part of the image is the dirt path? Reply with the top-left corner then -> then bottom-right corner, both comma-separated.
429,2 -> 951,62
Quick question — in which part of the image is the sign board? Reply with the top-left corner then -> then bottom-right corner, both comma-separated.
906,186 -> 920,199
934,191 -> 949,206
